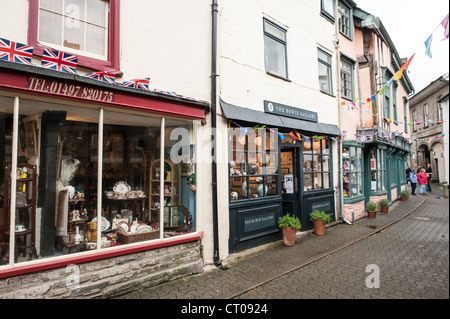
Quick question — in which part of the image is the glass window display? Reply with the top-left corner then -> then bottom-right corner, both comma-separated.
342,145 -> 363,198
0,97 -> 197,266
229,127 -> 279,201
303,137 -> 332,191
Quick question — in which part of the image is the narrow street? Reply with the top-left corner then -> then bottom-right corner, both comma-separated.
237,195 -> 449,299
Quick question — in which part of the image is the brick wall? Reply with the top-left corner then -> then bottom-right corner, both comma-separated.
343,199 -> 365,222
0,240 -> 203,299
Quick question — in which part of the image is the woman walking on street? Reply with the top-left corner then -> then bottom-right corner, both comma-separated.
417,168 -> 428,195
410,169 -> 418,195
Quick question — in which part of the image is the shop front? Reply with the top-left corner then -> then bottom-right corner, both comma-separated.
222,100 -> 340,253
0,60 -> 208,295
342,127 -> 410,222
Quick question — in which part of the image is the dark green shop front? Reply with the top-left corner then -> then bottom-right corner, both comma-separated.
222,100 -> 340,253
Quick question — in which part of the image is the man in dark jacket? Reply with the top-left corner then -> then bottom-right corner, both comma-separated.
426,163 -> 432,192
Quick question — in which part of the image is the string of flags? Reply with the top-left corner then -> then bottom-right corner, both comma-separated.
0,37 -> 199,102
231,121 -> 341,146
340,13 -> 449,124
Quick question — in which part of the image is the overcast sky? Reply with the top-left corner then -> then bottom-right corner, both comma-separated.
354,0 -> 449,94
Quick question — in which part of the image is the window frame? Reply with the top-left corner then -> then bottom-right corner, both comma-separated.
423,103 -> 429,128
28,0 -> 121,71
263,18 -> 289,80
412,110 -> 417,132
338,1 -> 353,40
403,97 -> 408,133
302,137 -> 333,192
393,82 -> 398,123
318,48 -> 333,95
342,144 -> 364,201
321,0 -> 336,22
383,69 -> 392,120
340,56 -> 354,100
370,148 -> 386,194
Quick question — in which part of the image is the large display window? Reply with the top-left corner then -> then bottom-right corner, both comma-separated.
342,145 -> 364,198
370,148 -> 386,192
302,137 -> 332,191
229,127 -> 279,201
0,96 -> 197,266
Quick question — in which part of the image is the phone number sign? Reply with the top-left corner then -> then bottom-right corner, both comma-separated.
26,76 -> 115,103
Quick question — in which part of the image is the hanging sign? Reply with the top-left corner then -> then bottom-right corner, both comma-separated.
264,100 -> 318,123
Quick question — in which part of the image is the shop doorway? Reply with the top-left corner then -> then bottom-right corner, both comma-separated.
281,146 -> 301,220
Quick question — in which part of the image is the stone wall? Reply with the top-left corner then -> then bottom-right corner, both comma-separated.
0,240 -> 203,299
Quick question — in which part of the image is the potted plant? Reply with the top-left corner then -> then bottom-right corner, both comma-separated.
278,214 -> 301,246
400,190 -> 410,201
310,210 -> 331,236
379,199 -> 390,213
366,201 -> 377,219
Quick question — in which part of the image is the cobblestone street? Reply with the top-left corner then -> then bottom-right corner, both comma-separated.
238,196 -> 449,299
118,193 -> 449,300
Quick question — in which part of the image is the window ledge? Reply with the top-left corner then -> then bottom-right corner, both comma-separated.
266,71 -> 291,82
0,231 -> 203,279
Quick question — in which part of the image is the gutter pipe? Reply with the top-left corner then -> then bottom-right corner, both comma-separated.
211,0 -> 221,268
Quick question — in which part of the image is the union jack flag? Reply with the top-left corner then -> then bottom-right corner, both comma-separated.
85,70 -> 118,84
0,38 -> 33,65
181,95 -> 199,102
41,48 -> 78,74
154,89 -> 177,96
122,78 -> 150,90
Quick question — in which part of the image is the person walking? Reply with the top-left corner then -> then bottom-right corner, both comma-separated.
406,166 -> 411,186
409,169 -> 418,195
417,168 -> 428,195
426,163 -> 432,192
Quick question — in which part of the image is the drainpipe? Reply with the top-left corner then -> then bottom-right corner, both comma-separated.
211,0 -> 221,268
334,0 -> 346,224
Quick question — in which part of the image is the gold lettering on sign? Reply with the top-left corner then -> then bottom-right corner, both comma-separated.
26,77 -> 114,103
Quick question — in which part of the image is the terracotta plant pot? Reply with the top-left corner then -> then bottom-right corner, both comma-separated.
380,206 -> 389,214
367,210 -> 377,219
282,227 -> 297,246
401,196 -> 407,202
313,219 -> 326,236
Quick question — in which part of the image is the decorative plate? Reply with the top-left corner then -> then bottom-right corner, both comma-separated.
113,181 -> 131,195
91,216 -> 111,232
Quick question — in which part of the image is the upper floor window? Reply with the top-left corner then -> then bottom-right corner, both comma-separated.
423,103 -> 429,127
263,19 -> 288,79
412,110 -> 417,132
393,82 -> 398,122
38,0 -> 108,60
383,69 -> 392,120
338,2 -> 351,38
321,0 -> 335,21
28,0 -> 120,70
318,48 -> 333,95
340,57 -> 353,100
437,96 -> 443,122
403,97 -> 408,133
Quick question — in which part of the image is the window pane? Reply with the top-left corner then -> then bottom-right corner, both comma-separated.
318,61 -> 332,94
314,173 -> 323,189
64,17 -> 85,51
39,10 -> 63,45
304,173 -> 313,191
86,24 -> 106,56
66,0 -> 86,21
322,0 -> 335,17
313,154 -> 322,172
264,21 -> 286,41
87,0 -> 107,26
266,175 -> 278,196
264,36 -> 287,78
40,0 -> 63,12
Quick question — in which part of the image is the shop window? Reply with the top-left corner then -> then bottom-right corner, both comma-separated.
1,97 -> 197,266
303,137 -> 332,191
263,19 -> 288,80
229,127 -> 279,201
28,0 -> 120,70
342,145 -> 363,198
370,148 -> 386,192
318,48 -> 333,95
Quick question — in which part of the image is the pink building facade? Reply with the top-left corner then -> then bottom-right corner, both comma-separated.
337,2 -> 414,222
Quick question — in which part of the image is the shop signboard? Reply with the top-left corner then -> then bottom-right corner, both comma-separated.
264,100 -> 318,123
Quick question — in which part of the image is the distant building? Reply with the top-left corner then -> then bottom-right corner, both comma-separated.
409,73 -> 449,183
